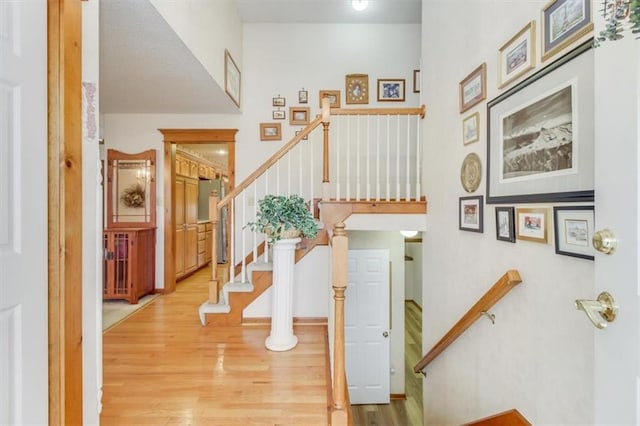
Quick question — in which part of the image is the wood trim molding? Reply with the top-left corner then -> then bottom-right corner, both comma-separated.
160,129 -> 237,294
390,393 -> 407,400
48,0 -> 84,423
330,104 -> 426,118
242,317 -> 328,325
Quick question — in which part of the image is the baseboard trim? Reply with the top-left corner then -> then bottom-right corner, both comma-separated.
390,393 -> 406,401
243,316 -> 328,325
406,299 -> 422,311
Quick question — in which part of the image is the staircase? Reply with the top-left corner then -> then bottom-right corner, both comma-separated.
198,99 -> 427,327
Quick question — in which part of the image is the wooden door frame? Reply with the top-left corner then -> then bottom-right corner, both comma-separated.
159,129 -> 237,294
48,0 -> 84,423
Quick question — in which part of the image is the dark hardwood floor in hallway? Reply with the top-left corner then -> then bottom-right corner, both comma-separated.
351,301 -> 424,426
101,267 -> 329,425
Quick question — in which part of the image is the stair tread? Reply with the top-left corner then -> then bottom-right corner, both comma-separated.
224,281 -> 254,292
248,261 -> 273,271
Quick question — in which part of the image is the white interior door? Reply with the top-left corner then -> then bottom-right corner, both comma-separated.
593,33 -> 639,422
0,2 -> 49,424
345,249 -> 390,404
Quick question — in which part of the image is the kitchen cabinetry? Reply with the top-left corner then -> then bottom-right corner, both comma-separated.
103,228 -> 156,303
175,175 -> 199,279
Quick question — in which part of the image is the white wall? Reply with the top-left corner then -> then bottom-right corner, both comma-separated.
347,231 -> 405,395
149,0 -> 243,101
102,113 -> 241,288
404,240 -> 422,306
82,1 -> 102,423
421,1 -> 594,424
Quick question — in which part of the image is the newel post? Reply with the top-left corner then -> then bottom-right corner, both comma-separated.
321,96 -> 331,201
208,190 -> 219,304
331,222 -> 348,421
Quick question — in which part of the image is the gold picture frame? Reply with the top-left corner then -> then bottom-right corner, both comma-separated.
459,63 -> 486,113
224,49 -> 241,108
259,123 -> 282,141
319,90 -> 341,108
516,207 -> 548,243
541,0 -> 593,62
289,107 -> 310,125
462,112 -> 480,145
498,21 -> 537,89
345,74 -> 369,104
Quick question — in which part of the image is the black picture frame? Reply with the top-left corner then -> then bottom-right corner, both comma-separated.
495,206 -> 515,243
459,195 -> 483,233
486,39 -> 594,204
553,205 -> 595,260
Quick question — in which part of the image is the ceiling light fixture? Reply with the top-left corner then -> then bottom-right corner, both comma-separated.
400,230 -> 418,238
352,0 -> 368,12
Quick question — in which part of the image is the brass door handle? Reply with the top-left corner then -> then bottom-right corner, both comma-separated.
575,292 -> 618,329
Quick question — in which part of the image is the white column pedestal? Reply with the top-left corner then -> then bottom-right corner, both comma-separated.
265,237 -> 300,352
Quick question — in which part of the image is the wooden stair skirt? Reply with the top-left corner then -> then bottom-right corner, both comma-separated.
461,409 -> 531,426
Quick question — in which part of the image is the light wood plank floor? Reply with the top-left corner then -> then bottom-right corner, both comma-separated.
101,268 -> 329,425
351,301 -> 424,426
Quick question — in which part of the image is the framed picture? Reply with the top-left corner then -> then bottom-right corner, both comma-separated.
460,152 -> 482,193
345,74 -> 369,104
413,69 -> 420,93
542,0 -> 593,62
272,110 -> 285,120
319,90 -> 341,108
459,195 -> 484,233
298,89 -> 308,104
498,21 -> 536,89
272,96 -> 286,107
259,123 -> 282,141
462,112 -> 480,145
295,130 -> 309,141
224,49 -> 241,108
516,207 -> 548,243
553,205 -> 595,260
495,206 -> 516,243
459,63 -> 486,113
377,79 -> 405,102
486,41 -> 594,204
289,107 -> 310,125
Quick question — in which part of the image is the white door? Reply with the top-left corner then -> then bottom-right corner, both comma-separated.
0,2 -> 49,424
345,249 -> 390,404
592,28 -> 640,422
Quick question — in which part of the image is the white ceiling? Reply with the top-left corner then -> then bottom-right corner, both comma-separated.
99,0 -> 421,114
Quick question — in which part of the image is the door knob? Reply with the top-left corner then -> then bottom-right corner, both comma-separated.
382,331 -> 389,338
592,229 -> 617,254
575,292 -> 618,329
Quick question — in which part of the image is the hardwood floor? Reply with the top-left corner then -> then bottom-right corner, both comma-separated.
101,268 -> 329,425
350,301 -> 424,426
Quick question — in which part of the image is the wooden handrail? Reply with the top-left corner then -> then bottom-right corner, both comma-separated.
218,116 -> 323,208
331,104 -> 426,118
413,270 -> 523,373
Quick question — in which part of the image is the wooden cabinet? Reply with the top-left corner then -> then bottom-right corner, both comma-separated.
103,228 -> 156,304
175,175 -> 199,279
205,222 -> 213,264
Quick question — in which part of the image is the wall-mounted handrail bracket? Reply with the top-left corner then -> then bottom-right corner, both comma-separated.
481,310 -> 496,325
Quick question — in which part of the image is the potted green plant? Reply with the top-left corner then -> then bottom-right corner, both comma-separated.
246,194 -> 318,243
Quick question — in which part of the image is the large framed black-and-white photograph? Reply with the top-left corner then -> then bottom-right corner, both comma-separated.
486,40 -> 594,204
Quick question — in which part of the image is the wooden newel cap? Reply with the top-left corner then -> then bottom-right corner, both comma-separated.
333,222 -> 346,236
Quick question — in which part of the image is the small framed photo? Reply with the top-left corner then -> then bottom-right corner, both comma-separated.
295,130 -> 309,141
553,205 -> 595,260
459,63 -> 486,113
319,90 -> 341,108
377,79 -> 405,102
498,21 -> 536,89
495,206 -> 516,243
289,107 -> 310,125
462,112 -> 480,145
413,69 -> 420,93
542,0 -> 593,62
459,195 -> 484,233
272,96 -> 286,107
259,123 -> 282,141
272,109 -> 285,120
298,89 -> 308,104
224,49 -> 241,108
516,207 -> 548,243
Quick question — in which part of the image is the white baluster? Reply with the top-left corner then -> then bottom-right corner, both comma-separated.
230,198 -> 235,283
396,115 -> 400,201
406,114 -> 411,201
309,138 -> 314,213
287,153 -> 291,196
386,115 -> 390,202
276,161 -> 280,195
346,116 -> 351,201
376,115 -> 380,202
241,191 -> 247,283
415,114 -> 421,200
253,184 -> 258,265
299,143 -> 303,195
264,170 -> 269,264
356,114 -> 361,201
336,116 -> 341,201
366,115 -> 371,201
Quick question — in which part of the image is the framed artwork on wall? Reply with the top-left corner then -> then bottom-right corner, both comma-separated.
298,89 -> 308,104
459,196 -> 484,233
495,206 -> 516,243
259,123 -> 282,141
345,74 -> 369,104
516,207 -> 548,243
498,21 -> 536,89
224,49 -> 241,108
272,110 -> 285,120
272,96 -> 286,107
413,69 -> 421,93
459,63 -> 486,113
377,79 -> 405,102
541,0 -> 593,61
486,41 -> 594,204
553,205 -> 595,260
462,112 -> 480,145
319,90 -> 341,108
289,107 -> 310,125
